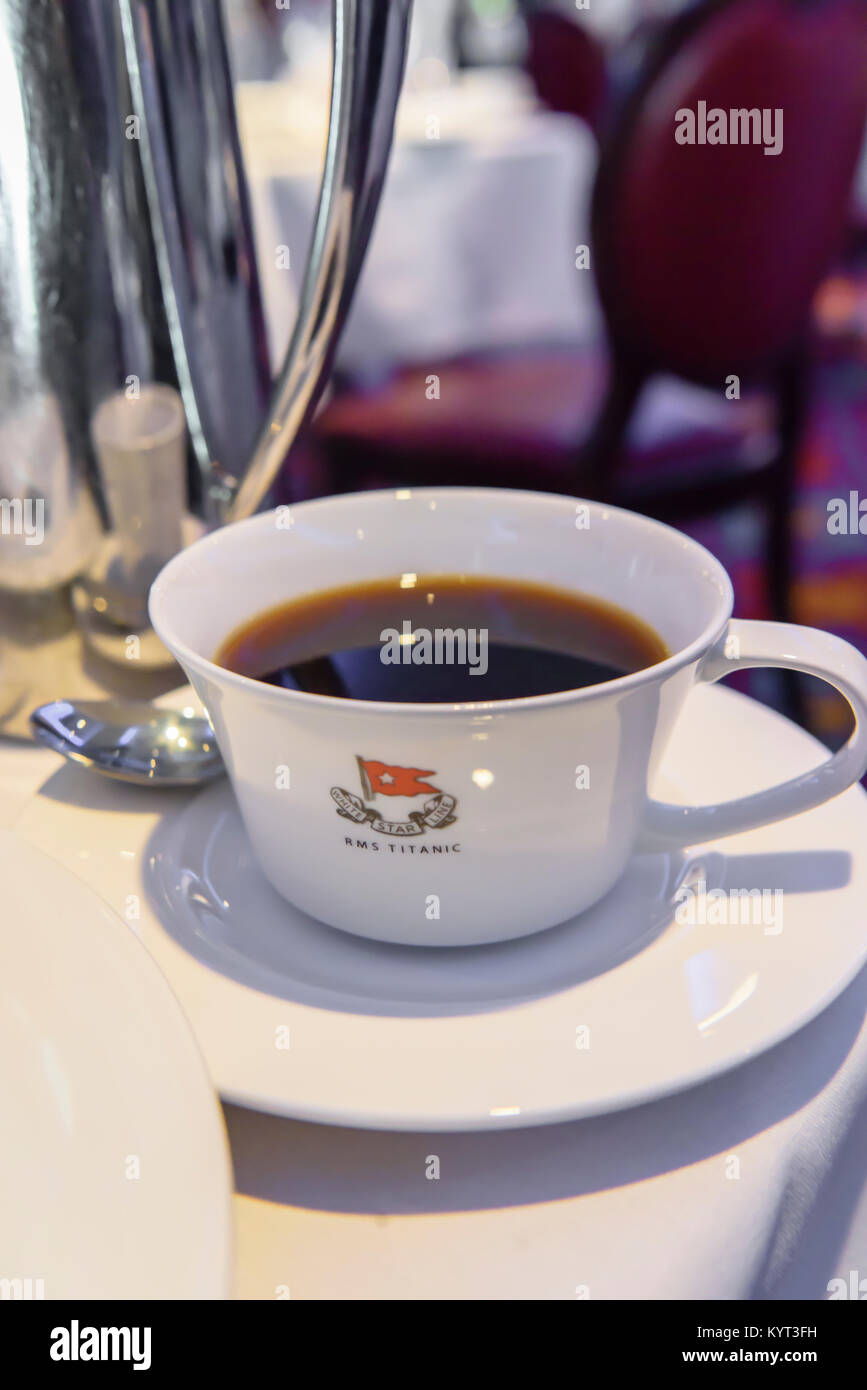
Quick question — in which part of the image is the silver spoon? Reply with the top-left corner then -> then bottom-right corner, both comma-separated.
30,699 -> 225,787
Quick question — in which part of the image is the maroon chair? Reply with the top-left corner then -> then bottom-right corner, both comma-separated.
525,8 -> 608,133
313,0 -> 867,649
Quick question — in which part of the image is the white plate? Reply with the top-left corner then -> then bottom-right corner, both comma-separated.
7,684 -> 867,1132
0,834 -> 233,1297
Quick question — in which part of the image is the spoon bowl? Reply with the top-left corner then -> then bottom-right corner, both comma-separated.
30,699 -> 225,787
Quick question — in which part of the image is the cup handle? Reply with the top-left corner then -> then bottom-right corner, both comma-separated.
639,618 -> 867,849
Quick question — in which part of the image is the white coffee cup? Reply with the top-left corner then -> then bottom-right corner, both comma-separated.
149,487 -> 867,947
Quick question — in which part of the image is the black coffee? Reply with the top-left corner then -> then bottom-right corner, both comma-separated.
215,575 -> 669,703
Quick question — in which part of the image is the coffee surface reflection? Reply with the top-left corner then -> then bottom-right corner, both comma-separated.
215,575 -> 670,703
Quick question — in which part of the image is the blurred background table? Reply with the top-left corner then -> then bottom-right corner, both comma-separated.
238,68 -> 601,380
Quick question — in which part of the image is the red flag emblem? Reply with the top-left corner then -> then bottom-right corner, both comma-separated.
358,757 -> 439,798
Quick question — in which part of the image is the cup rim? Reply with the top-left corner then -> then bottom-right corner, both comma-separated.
149,486 -> 734,716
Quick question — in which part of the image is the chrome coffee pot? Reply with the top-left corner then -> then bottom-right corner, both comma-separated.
0,0 -> 410,602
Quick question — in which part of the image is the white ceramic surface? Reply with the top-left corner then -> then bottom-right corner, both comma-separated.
8,683 -> 867,1132
0,833 -> 232,1298
149,488 -> 867,946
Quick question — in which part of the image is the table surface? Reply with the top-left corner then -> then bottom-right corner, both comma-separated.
2,709 -> 867,1300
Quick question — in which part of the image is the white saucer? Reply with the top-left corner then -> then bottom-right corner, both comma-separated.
8,684 -> 867,1131
0,833 -> 232,1297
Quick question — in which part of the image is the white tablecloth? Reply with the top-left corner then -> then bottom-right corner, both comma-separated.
226,970 -> 867,1300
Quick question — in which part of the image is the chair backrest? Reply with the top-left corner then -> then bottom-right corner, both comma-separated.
591,0 -> 867,386
525,9 -> 607,131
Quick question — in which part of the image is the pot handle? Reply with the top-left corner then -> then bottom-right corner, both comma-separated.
229,0 -> 412,521
122,0 -> 411,523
